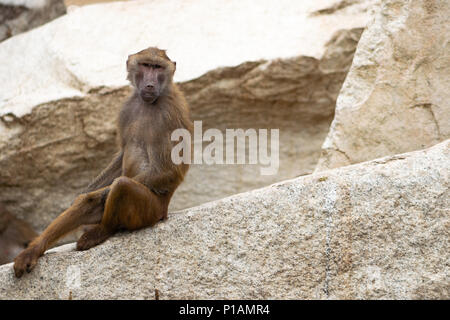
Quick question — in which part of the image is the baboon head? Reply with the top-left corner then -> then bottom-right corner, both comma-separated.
126,47 -> 176,104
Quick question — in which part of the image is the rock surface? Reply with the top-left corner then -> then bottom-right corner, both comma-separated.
64,0 -> 126,6
176,27 -> 364,214
0,139 -> 448,299
0,0 -> 372,233
316,0 -> 450,171
0,0 -> 66,42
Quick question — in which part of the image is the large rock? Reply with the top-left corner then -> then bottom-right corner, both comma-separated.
0,139 -> 448,299
316,0 -> 450,171
176,27 -> 365,212
0,0 -> 66,42
65,0 -> 126,6
0,0 -> 372,233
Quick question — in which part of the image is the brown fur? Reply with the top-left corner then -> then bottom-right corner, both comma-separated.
13,47 -> 193,277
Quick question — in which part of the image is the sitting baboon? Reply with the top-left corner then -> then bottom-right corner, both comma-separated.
14,47 -> 193,277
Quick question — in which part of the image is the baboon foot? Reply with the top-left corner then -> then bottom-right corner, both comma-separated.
76,225 -> 112,251
13,246 -> 41,278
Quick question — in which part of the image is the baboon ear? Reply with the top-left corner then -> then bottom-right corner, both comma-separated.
126,56 -> 134,82
173,61 -> 176,72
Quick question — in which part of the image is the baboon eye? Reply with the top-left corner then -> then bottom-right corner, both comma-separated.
140,63 -> 162,69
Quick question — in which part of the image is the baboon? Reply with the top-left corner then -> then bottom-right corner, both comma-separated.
14,47 -> 193,277
0,205 -> 37,265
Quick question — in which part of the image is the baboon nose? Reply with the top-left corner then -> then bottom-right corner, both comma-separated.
146,84 -> 154,89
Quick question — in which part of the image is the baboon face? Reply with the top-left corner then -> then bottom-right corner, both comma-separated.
133,63 -> 166,104
126,47 -> 176,104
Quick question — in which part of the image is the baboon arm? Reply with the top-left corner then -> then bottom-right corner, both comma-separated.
84,152 -> 123,193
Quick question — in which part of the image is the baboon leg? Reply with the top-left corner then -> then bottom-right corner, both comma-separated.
13,187 -> 109,278
76,176 -> 167,251
103,176 -> 167,230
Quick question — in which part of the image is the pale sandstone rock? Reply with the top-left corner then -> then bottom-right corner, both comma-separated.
0,139 -> 448,299
0,0 -> 66,42
0,0 -> 371,232
316,0 -> 450,171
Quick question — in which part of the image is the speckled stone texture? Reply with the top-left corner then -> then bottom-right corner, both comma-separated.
0,139 -> 448,299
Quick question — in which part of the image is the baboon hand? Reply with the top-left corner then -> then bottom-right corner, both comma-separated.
13,246 -> 41,278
